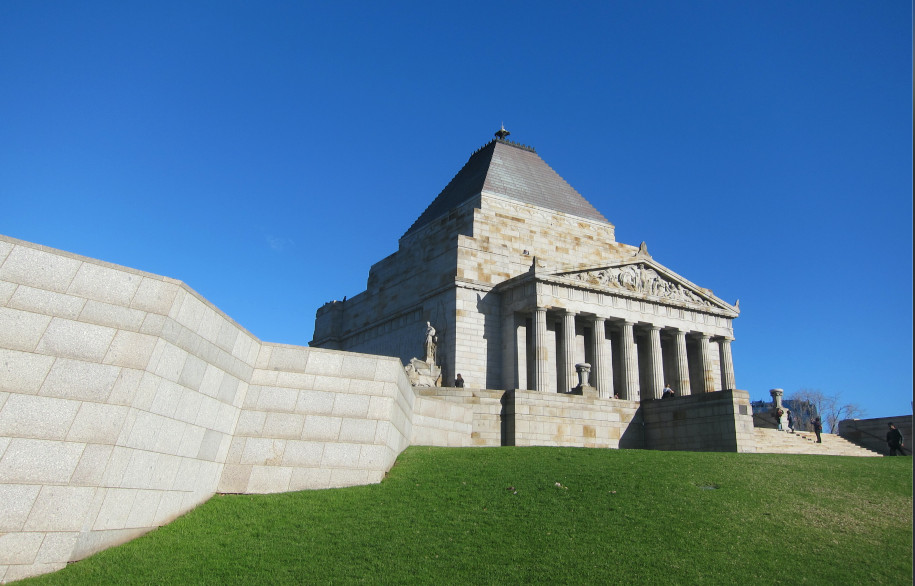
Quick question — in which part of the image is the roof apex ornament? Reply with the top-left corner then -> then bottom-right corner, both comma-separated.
495,123 -> 510,140
636,241 -> 651,258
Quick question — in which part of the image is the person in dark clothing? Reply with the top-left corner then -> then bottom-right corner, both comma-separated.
786,409 -> 794,433
886,423 -> 905,456
454,374 -> 465,388
812,417 -> 823,443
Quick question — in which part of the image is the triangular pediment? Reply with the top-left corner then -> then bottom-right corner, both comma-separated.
550,258 -> 738,315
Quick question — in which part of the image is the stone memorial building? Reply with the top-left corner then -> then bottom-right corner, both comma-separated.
312,129 -> 740,399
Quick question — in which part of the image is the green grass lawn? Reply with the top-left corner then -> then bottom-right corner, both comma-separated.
26,448 -> 912,585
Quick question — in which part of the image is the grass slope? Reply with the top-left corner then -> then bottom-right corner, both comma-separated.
26,448 -> 913,585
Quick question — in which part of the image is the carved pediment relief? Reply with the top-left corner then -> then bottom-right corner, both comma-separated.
553,261 -> 736,313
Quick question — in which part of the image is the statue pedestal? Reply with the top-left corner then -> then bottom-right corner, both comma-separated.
405,357 -> 441,387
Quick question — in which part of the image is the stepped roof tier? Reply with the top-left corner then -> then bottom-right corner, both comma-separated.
404,139 -> 609,237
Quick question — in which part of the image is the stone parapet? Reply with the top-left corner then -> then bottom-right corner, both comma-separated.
839,416 -> 912,456
641,389 -> 756,453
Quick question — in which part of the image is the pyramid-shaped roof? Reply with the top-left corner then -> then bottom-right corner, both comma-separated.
403,139 -> 609,237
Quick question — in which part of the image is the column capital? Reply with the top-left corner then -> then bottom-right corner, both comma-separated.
648,324 -> 662,332
562,308 -> 576,316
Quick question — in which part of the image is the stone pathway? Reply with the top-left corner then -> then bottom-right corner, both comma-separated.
753,427 -> 883,457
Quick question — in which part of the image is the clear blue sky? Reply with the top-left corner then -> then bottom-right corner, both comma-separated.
2,2 -> 911,418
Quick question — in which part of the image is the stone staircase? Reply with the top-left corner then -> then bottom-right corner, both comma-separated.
753,428 -> 883,457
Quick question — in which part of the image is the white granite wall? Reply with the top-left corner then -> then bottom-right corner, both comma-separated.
219,345 -> 413,493
0,235 -> 415,582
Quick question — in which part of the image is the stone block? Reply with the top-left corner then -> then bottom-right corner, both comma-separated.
107,368 -> 144,406
328,467 -> 370,487
276,371 -> 315,390
304,350 -> 344,376
0,394 -> 80,440
178,356 -> 207,391
176,424 -> 205,458
0,484 -> 41,532
295,389 -> 335,414
173,388 -> 204,424
66,402 -> 129,444
312,374 -> 349,393
332,393 -> 370,418
301,415 -> 342,441
218,464 -> 253,493
151,342 -> 188,383
103,330 -> 157,369
121,449 -> 160,489
256,387 -> 298,412
247,465 -> 293,493
99,446 -> 132,486
281,440 -> 324,467
171,458 -> 203,491
7,285 -> 86,319
67,262 -> 141,307
194,395 -> 223,429
24,485 -> 97,531
149,379 -> 183,418
92,488 -> 138,530
130,277 -> 180,314
289,467 -> 331,491
0,306 -> 52,352
149,454 -> 182,490
240,437 -> 286,465
236,410 -> 267,436
125,490 -> 162,529
321,442 -> 361,468
341,354 -> 378,380
38,358 -> 120,403
0,439 -> 84,484
34,531 -> 79,564
70,444 -> 114,486
0,245 -> 82,293
263,412 -> 306,439
338,418 -> 377,443
268,346 -> 308,372
0,532 -> 45,565
35,317 -> 117,363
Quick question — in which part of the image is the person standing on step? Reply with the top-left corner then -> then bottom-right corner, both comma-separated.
812,417 -> 823,443
786,409 -> 794,433
775,407 -> 784,431
886,423 -> 905,456
454,373 -> 465,388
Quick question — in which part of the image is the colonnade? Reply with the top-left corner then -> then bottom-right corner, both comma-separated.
520,307 -> 735,400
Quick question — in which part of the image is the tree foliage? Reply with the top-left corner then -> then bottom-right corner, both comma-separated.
788,388 -> 866,434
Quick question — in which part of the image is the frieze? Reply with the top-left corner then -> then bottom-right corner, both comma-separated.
563,263 -> 713,308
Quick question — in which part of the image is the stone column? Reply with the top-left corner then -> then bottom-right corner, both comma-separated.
698,333 -> 714,393
648,326 -> 665,400
620,321 -> 639,401
501,313 -> 518,391
532,307 -> 548,392
719,336 -> 736,391
591,317 -> 613,399
561,310 -> 577,393
674,329 -> 691,396
770,388 -> 784,409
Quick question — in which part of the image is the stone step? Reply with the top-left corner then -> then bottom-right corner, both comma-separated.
752,428 -> 882,457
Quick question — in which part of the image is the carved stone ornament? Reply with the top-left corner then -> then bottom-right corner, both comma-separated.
563,263 -> 712,307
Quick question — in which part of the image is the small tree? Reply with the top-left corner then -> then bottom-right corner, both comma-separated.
788,389 -> 866,434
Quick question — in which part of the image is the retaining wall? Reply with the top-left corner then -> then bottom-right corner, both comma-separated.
839,416 -> 912,456
0,234 -> 414,582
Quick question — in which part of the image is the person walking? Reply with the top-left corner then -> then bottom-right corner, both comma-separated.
812,417 -> 823,443
886,423 -> 905,456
